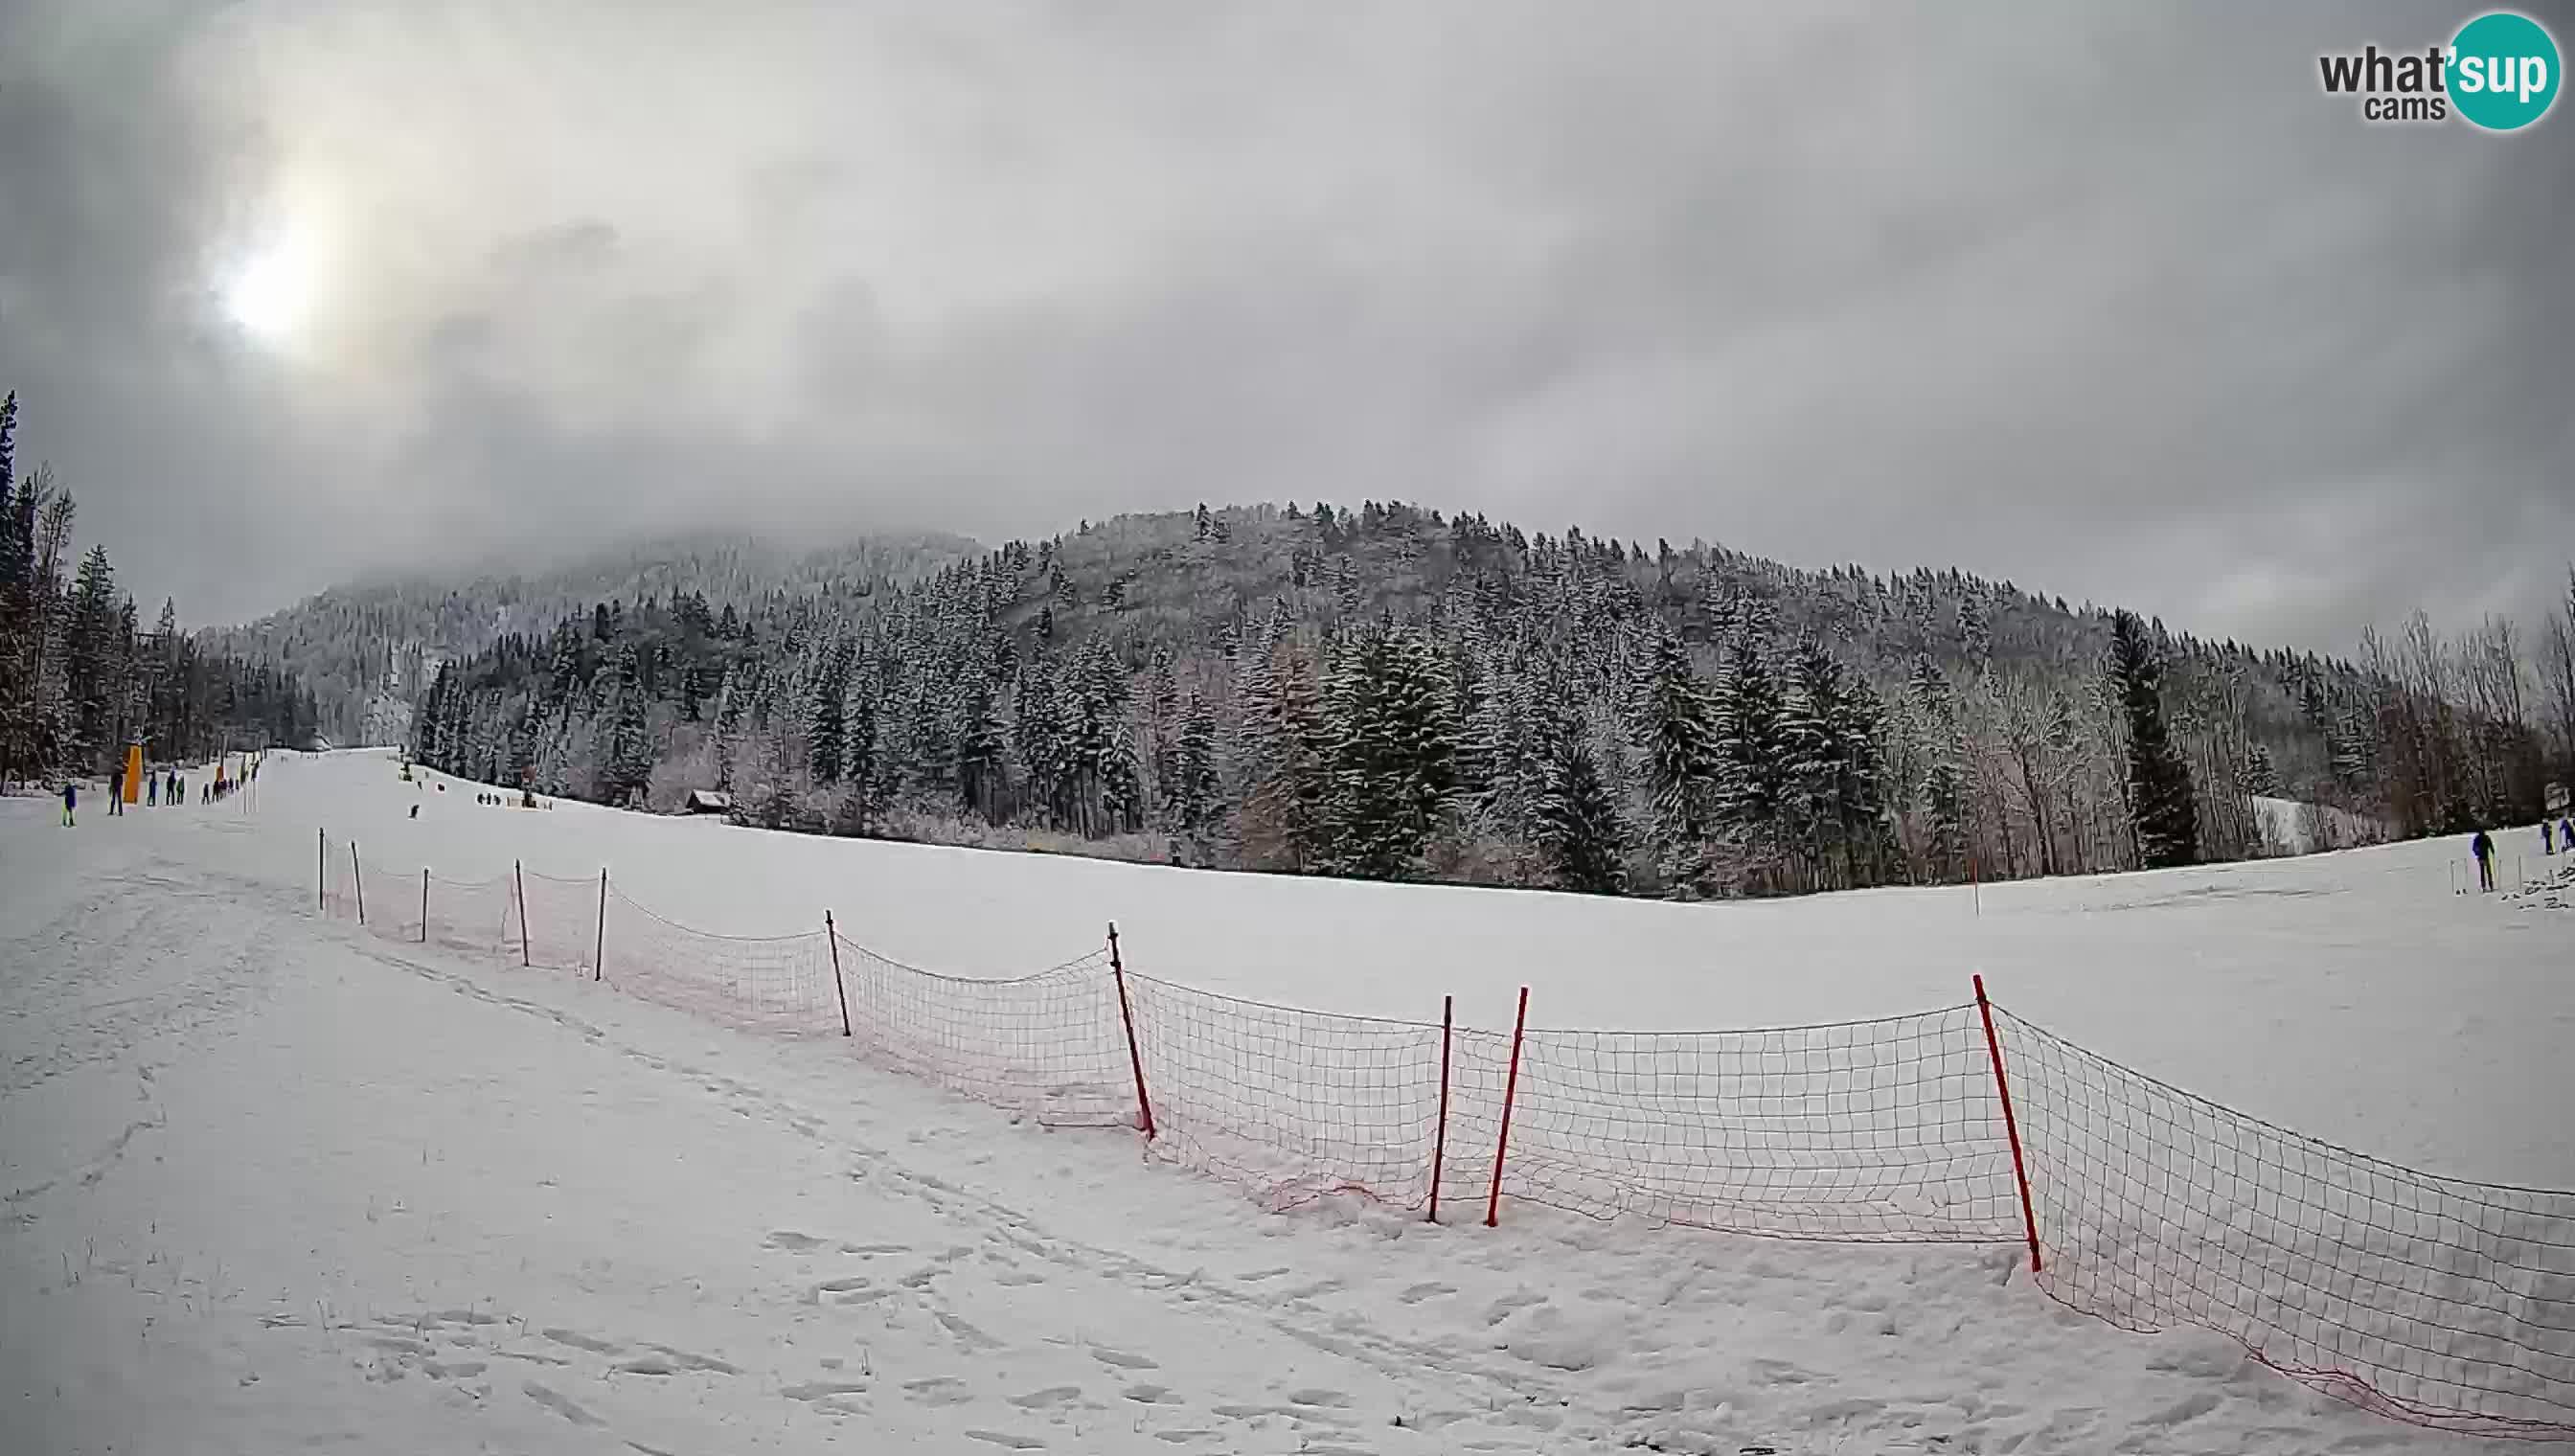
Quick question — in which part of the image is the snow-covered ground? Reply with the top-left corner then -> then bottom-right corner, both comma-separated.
4,749 -> 2567,1453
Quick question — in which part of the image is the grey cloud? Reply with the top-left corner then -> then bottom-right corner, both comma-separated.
0,0 -> 2567,648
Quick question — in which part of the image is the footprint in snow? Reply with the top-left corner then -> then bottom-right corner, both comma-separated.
1090,1347 -> 1159,1370
965,1432 -> 1045,1449
521,1382 -> 604,1426
780,1380 -> 871,1401
541,1328 -> 622,1354
639,1342 -> 741,1375
1008,1385 -> 1082,1409
902,1376 -> 972,1407
764,1230 -> 830,1252
1398,1282 -> 1457,1304
1287,1389 -> 1354,1408
936,1311 -> 1002,1351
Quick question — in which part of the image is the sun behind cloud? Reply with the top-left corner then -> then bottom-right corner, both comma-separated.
221,241 -> 310,342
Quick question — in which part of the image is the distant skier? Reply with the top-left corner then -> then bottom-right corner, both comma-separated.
409,804 -> 420,820
60,780 -> 76,828
2471,829 -> 2495,893
146,773 -> 158,808
2563,817 -> 2574,854
109,764 -> 125,813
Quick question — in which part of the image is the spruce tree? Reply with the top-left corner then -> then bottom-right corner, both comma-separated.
603,645 -> 655,808
2108,609 -> 2199,868
1638,631 -> 1718,892
1172,691 -> 1220,831
1322,625 -> 1455,879
809,637 -> 851,784
1534,713 -> 1627,894
1711,632 -> 1787,856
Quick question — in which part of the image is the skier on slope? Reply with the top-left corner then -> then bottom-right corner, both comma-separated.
2470,828 -> 2495,893
60,780 -> 76,828
109,763 -> 124,814
146,771 -> 158,808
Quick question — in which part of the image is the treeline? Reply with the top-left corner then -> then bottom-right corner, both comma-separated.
204,534 -> 979,746
0,393 -> 321,785
404,501 -> 2573,899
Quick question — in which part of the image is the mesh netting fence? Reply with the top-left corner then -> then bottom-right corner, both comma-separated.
1473,1007 -> 2023,1242
1123,974 -> 1449,1211
1994,1007 -> 2575,1440
599,888 -> 836,1033
832,935 -> 1131,1127
302,835 -> 2575,1440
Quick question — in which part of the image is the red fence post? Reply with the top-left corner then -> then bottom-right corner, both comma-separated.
351,842 -> 366,926
1428,993 -> 1453,1223
421,868 -> 430,944
1974,974 -> 2042,1273
1106,922 -> 1156,1140
514,860 -> 531,967
825,911 -> 853,1037
1485,986 -> 1529,1229
594,869 -> 607,982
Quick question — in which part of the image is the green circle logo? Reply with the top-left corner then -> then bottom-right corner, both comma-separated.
2450,11 -> 2560,130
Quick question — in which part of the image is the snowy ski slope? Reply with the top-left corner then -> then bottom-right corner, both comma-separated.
3,748 -> 2567,1453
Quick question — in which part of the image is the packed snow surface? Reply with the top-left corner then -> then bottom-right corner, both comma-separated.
4,748 -> 2567,1453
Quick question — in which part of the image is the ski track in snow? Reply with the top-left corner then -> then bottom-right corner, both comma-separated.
0,755 -> 2543,1454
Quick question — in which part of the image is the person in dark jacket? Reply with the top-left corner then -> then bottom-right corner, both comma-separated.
109,765 -> 124,814
60,781 -> 76,828
2547,820 -> 2559,856
2471,829 -> 2495,892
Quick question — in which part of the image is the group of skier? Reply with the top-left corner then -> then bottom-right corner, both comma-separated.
2466,815 -> 2575,892
59,758 -> 258,827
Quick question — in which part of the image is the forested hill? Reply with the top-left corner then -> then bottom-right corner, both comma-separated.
1,392 -> 320,785
402,500 -> 2571,901
203,533 -> 980,745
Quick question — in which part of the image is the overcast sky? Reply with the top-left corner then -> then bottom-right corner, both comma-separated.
2,1 -> 2567,645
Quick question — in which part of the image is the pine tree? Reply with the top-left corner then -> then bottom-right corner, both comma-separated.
841,664 -> 883,831
1638,631 -> 1718,892
1778,635 -> 1852,888
952,660 -> 1003,821
1908,656 -> 1968,879
1171,691 -> 1220,831
1533,711 -> 1627,894
2243,740 -> 2280,798
602,645 -> 655,808
809,636 -> 851,784
1711,632 -> 1787,866
2108,610 -> 2199,868
1322,625 -> 1455,879
67,544 -> 120,767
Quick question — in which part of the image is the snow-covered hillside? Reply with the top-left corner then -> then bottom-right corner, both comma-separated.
5,749 -> 2568,1453
2250,794 -> 2387,855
